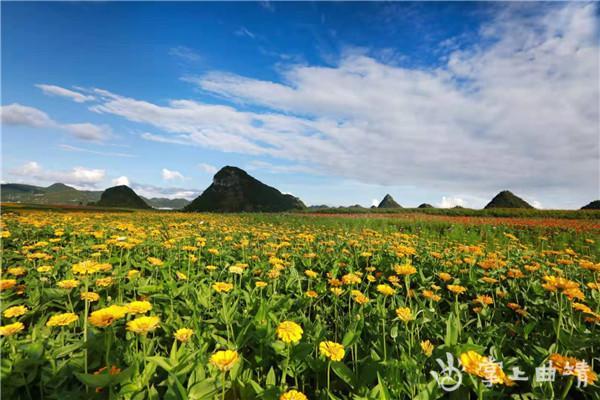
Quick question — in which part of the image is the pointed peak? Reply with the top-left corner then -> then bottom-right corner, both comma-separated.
484,190 -> 533,209
377,194 -> 402,208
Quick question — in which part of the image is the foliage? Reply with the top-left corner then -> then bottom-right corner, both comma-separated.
1,209 -> 599,399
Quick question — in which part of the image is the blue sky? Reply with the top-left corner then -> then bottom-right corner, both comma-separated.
1,2 -> 598,208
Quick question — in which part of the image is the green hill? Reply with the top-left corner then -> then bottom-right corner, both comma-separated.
95,185 -> 151,209
581,200 -> 600,210
377,194 -> 402,208
1,182 -> 101,205
484,190 -> 534,209
141,197 -> 190,210
185,166 -> 305,212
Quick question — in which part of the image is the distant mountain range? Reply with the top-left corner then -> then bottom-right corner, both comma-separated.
2,174 -> 598,212
1,182 -> 190,209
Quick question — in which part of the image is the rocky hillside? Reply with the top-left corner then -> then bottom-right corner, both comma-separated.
96,185 -> 151,209
581,200 -> 600,210
185,166 -> 305,212
377,194 -> 402,208
484,190 -> 533,209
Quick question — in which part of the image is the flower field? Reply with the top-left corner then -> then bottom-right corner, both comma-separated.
1,209 -> 599,399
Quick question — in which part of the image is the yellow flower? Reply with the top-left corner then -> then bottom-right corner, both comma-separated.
420,340 -> 434,357
352,293 -> 370,305
305,290 -> 318,298
549,353 -> 597,384
474,295 -> 493,306
147,257 -> 164,266
127,316 -> 160,334
330,287 -> 343,296
57,279 -> 80,289
460,351 -> 513,386
95,277 -> 114,288
377,284 -> 396,296
394,264 -> 416,276
342,273 -> 361,285
80,291 -> 100,302
213,282 -> 233,293
304,269 -> 318,278
438,272 -> 453,282
0,322 -> 25,336
3,305 -> 28,318
210,350 -> 239,372
72,260 -> 100,275
395,307 -> 414,322
276,321 -> 303,344
256,281 -> 268,288
319,341 -> 345,361
280,390 -> 308,400
126,301 -> 153,314
46,312 -> 79,327
176,271 -> 188,280
7,267 -> 27,276
174,328 -> 194,342
447,284 -> 467,295
127,269 -> 140,279
89,305 -> 128,327
37,265 -> 53,273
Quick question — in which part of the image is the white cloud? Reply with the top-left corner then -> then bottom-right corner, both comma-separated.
1,103 -> 111,142
35,84 -> 95,103
130,183 -> 200,200
87,3 -> 598,208
0,104 -> 55,127
63,123 -> 112,141
371,198 -> 379,207
169,46 -> 201,62
112,176 -> 130,186
198,163 -> 218,174
59,144 -> 135,158
438,196 -> 466,209
235,26 -> 256,39
162,168 -> 185,181
246,160 -> 318,175
9,161 -> 105,189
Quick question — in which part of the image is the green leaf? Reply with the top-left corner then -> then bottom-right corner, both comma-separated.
331,361 -> 355,388
74,372 -> 113,388
342,330 -> 357,347
147,356 -> 173,372
266,367 -> 276,387
444,313 -> 460,346
188,378 -> 218,400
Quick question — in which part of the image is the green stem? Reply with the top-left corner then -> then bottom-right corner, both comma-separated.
560,376 -> 574,400
327,361 -> 331,394
221,373 -> 226,400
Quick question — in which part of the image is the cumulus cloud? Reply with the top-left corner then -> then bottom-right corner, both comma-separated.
162,168 -> 185,181
35,84 -> 95,103
438,196 -> 466,209
9,161 -> 105,189
112,176 -> 130,186
87,3 -> 598,207
130,183 -> 200,200
1,103 -> 111,142
198,163 -> 218,174
0,104 -> 54,127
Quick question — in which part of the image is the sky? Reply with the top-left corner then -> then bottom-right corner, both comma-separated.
1,1 -> 598,208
